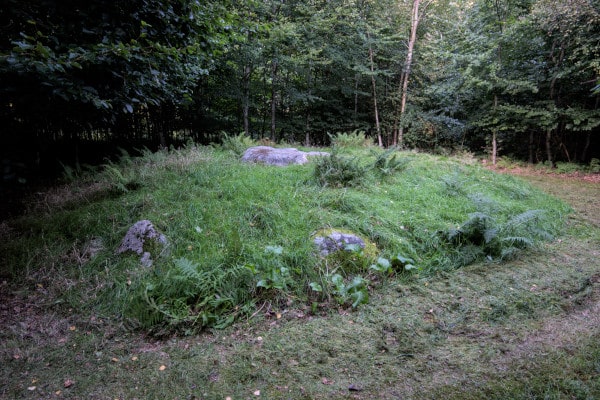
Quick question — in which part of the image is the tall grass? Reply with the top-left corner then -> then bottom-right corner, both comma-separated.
0,142 -> 571,333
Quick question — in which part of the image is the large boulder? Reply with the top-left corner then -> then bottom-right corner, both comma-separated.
117,220 -> 168,267
242,146 -> 329,166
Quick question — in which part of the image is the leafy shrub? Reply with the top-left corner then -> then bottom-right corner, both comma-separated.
312,150 -> 367,187
442,209 -> 550,264
589,158 -> 600,173
128,257 -> 254,332
101,162 -> 141,194
555,162 -> 582,174
329,274 -> 369,308
370,254 -> 417,275
330,130 -> 373,148
245,245 -> 293,292
220,132 -> 257,155
371,147 -> 409,177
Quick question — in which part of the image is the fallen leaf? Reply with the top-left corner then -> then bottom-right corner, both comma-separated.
64,379 -> 75,388
321,378 -> 333,385
111,357 -> 119,363
55,390 -> 62,395
27,386 -> 36,391
253,389 -> 261,396
159,365 -> 166,371
69,326 -> 76,331
131,356 -> 138,361
226,397 -> 232,400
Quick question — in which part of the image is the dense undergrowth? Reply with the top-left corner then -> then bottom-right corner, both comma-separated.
0,135 -> 571,334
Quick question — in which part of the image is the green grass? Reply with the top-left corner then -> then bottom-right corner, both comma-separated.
2,142 -> 598,399
0,144 -> 571,332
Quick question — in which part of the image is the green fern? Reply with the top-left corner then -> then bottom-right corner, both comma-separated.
313,150 -> 367,187
443,209 -> 550,266
128,257 -> 254,332
371,147 -> 409,177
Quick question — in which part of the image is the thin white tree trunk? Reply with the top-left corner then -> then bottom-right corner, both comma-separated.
492,94 -> 498,165
397,0 -> 421,148
367,31 -> 383,147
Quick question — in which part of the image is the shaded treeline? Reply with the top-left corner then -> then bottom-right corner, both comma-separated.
1,0 -> 599,179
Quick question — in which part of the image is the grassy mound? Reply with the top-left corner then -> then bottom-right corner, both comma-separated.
0,142 -> 570,334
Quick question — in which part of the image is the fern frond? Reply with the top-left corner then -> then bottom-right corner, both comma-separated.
483,227 -> 499,244
501,236 -> 534,249
174,257 -> 201,279
504,209 -> 544,230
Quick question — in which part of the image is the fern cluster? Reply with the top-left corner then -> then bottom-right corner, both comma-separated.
127,257 -> 254,332
220,132 -> 257,155
330,130 -> 373,148
312,150 -> 367,187
443,209 -> 550,266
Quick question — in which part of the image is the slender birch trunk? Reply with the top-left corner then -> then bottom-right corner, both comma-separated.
367,31 -> 383,147
270,59 -> 278,141
397,0 -> 421,148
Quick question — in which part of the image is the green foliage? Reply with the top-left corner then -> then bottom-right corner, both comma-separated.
0,146 -> 570,334
443,209 -> 549,264
101,163 -> 140,194
589,158 -> 600,173
1,0 -> 232,154
329,274 -> 370,309
129,257 -> 254,332
246,245 -> 293,292
220,132 -> 257,155
330,130 -> 374,148
312,150 -> 368,187
370,254 -> 417,275
371,147 -> 409,177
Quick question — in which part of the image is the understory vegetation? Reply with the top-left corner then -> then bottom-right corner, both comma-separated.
0,137 -> 570,334
1,139 -> 599,399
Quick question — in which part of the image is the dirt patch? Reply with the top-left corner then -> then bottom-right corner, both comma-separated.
0,282 -> 74,358
490,165 -> 600,183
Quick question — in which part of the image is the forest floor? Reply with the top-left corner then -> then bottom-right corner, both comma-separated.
1,168 -> 599,399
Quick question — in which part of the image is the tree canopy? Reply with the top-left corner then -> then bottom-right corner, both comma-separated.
1,0 -> 598,171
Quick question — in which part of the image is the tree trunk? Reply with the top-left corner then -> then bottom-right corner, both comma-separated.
354,75 -> 359,127
242,65 -> 251,136
397,0 -> 421,148
491,131 -> 497,166
545,128 -> 553,165
305,61 -> 313,147
367,31 -> 383,147
270,60 -> 278,141
528,131 -> 534,164
492,94 -> 498,165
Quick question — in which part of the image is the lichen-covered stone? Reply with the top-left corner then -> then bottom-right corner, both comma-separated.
117,220 -> 167,266
241,146 -> 329,166
313,231 -> 366,256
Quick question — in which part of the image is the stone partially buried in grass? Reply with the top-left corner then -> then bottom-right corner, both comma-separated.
313,228 -> 377,258
116,220 -> 168,267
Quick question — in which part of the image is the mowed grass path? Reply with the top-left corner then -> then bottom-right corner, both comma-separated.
1,151 -> 598,399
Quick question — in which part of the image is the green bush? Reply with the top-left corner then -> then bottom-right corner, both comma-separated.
127,257 -> 254,332
330,130 -> 373,148
312,150 -> 367,187
220,132 -> 257,155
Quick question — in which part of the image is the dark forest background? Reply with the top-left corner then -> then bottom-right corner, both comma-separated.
1,0 -> 599,183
